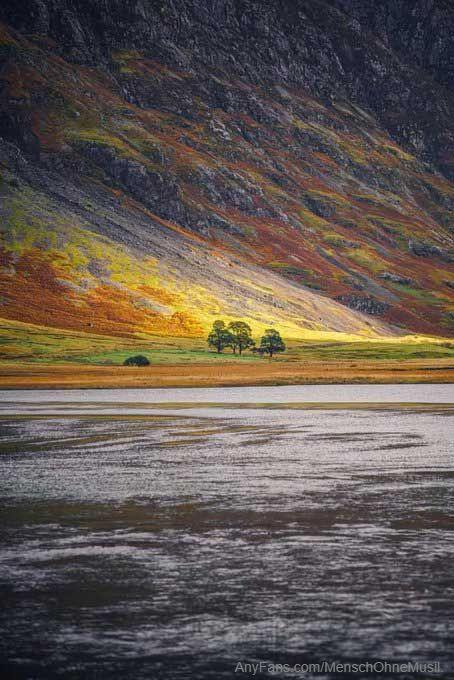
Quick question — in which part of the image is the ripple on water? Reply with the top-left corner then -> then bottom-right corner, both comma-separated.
0,400 -> 453,678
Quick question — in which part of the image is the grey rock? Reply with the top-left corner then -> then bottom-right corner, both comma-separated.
336,294 -> 390,316
380,272 -> 415,286
80,142 -> 185,223
409,239 -> 454,262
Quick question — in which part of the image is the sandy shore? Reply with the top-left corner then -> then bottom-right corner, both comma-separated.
0,359 -> 453,389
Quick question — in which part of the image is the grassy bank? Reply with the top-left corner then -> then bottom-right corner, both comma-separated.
0,319 -> 453,387
1,319 -> 454,365
0,358 -> 453,389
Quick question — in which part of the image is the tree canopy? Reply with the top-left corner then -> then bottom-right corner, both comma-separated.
228,321 -> 255,355
207,320 -> 285,358
207,320 -> 234,353
259,328 -> 286,357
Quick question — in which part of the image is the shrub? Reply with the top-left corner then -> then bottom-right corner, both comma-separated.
123,355 -> 150,366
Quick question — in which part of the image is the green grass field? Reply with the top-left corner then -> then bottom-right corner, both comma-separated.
0,320 -> 262,364
1,319 -> 453,365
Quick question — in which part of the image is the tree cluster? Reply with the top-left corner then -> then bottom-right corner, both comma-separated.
207,321 -> 285,358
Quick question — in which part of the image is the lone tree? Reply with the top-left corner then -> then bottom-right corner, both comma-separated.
259,329 -> 286,358
123,355 -> 150,366
228,321 -> 255,355
207,320 -> 234,353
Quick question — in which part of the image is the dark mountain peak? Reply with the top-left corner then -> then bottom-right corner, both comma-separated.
2,0 -> 453,175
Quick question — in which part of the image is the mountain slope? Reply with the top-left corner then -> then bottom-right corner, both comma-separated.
0,0 -> 453,343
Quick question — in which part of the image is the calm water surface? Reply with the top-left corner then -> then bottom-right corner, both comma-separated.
0,385 -> 453,679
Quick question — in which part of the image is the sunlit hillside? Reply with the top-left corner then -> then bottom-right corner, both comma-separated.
1,0 -> 453,358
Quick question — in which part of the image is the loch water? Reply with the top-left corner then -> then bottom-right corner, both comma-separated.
0,385 -> 453,679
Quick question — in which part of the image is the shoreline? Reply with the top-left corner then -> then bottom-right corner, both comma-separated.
0,359 -> 453,390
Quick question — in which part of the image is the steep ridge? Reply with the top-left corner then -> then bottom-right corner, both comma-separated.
0,0 -> 453,341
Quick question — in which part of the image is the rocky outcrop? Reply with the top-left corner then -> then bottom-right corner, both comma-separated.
336,295 -> 390,316
0,112 -> 40,160
331,0 -> 454,91
409,240 -> 454,263
380,272 -> 415,287
80,142 -> 186,223
1,0 -> 454,176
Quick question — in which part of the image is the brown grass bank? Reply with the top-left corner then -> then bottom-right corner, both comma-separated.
0,359 -> 453,390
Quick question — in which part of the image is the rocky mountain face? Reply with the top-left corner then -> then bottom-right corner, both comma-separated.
0,0 -> 453,340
